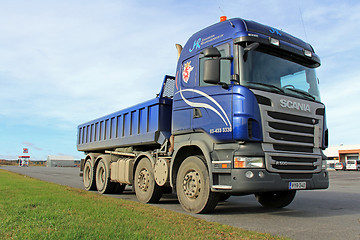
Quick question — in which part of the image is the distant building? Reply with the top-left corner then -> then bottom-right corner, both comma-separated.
47,155 -> 78,167
323,144 -> 360,168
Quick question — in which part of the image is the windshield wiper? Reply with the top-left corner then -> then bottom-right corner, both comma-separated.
247,82 -> 284,93
283,87 -> 316,100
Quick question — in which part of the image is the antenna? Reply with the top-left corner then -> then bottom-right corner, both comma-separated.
298,5 -> 308,42
218,6 -> 234,28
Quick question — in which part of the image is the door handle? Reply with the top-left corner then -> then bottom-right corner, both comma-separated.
193,108 -> 202,118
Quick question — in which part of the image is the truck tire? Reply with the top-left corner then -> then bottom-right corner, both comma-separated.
95,159 -> 116,194
83,160 -> 96,191
176,155 -> 219,214
134,157 -> 163,203
255,190 -> 296,208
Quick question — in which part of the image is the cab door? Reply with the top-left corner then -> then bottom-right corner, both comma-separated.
172,55 -> 198,135
190,43 -> 233,142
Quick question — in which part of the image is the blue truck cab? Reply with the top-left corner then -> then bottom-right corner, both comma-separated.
77,17 -> 329,213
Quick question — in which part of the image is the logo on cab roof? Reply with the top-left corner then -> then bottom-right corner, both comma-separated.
189,38 -> 201,52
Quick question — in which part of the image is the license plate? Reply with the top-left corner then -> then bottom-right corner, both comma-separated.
289,182 -> 306,190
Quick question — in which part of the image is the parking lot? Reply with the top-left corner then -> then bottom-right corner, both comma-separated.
1,166 -> 360,240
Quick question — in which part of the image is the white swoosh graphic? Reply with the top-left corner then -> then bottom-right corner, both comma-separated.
178,89 -> 232,128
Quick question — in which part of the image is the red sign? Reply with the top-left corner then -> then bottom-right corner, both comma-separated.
23,148 -> 28,153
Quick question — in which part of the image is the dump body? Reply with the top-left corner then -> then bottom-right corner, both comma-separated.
77,76 -> 175,152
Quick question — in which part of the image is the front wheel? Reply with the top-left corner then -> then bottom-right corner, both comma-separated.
255,191 -> 296,208
176,155 -> 219,214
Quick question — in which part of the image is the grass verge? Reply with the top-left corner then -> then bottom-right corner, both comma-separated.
0,169 -> 288,239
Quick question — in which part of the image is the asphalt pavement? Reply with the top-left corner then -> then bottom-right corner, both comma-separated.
2,165 -> 360,240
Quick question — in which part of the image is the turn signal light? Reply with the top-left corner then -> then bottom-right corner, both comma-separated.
234,156 -> 265,168
234,158 -> 245,168
222,163 -> 228,168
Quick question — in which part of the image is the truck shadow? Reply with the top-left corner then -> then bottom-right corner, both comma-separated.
97,186 -> 360,219
209,191 -> 360,218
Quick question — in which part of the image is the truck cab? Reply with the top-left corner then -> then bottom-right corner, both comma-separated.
171,18 -> 328,211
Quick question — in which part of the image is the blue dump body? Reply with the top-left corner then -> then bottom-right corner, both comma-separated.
77,76 -> 175,152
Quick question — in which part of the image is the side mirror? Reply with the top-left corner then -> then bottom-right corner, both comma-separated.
203,59 -> 220,84
243,42 -> 260,62
202,47 -> 221,58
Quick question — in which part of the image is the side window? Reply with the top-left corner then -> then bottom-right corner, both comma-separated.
181,56 -> 197,87
199,43 -> 231,87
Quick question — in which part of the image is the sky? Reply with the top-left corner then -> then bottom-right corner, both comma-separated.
1,0 -> 359,160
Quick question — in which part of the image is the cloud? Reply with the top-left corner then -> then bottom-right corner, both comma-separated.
0,1 -> 215,132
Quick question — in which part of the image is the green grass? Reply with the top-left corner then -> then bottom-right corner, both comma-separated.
0,169 -> 288,240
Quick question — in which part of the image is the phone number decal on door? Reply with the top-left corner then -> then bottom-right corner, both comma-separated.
210,127 -> 232,134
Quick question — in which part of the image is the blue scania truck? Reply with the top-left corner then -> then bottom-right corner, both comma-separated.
77,17 -> 329,213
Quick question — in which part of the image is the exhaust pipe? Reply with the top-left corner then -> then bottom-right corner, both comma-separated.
176,44 -> 183,60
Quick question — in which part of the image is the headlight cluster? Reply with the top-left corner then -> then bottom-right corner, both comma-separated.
234,157 -> 264,168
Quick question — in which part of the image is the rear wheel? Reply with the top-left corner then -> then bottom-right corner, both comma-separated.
134,157 -> 163,203
83,160 -> 96,191
176,155 -> 219,213
96,159 -> 116,194
255,191 -> 296,208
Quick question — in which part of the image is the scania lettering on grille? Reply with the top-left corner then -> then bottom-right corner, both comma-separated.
280,99 -> 311,112
275,161 -> 288,166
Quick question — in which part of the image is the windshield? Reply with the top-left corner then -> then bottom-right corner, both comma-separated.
239,46 -> 321,101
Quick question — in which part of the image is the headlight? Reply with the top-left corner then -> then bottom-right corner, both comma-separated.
234,157 -> 264,168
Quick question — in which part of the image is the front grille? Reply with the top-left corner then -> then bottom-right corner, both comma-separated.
269,122 -> 313,134
268,111 -> 318,125
252,89 -> 325,174
273,144 -> 313,153
269,132 -> 314,143
263,110 -> 322,173
272,156 -> 316,163
267,153 -> 320,172
266,110 -> 319,147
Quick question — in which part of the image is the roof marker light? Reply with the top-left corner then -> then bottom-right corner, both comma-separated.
269,38 -> 280,46
304,49 -> 312,58
220,16 -> 227,22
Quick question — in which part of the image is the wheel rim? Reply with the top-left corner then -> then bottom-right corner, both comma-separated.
182,169 -> 201,199
137,168 -> 150,192
84,163 -> 91,187
98,165 -> 105,187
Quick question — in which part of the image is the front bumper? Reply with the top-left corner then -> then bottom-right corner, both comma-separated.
211,169 -> 329,193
